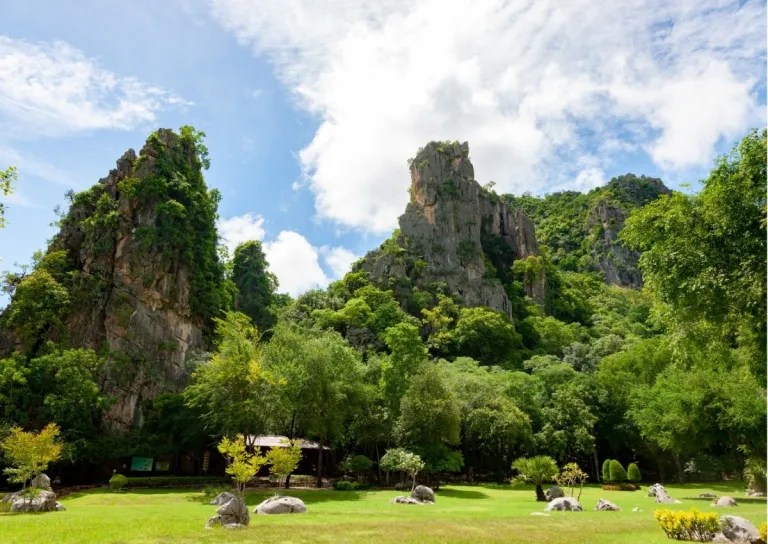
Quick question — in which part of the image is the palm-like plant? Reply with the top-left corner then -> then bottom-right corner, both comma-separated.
511,456 -> 559,501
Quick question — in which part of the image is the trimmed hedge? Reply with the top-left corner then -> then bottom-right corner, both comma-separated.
609,460 -> 628,482
628,463 -> 642,482
122,476 -> 230,488
602,459 -> 611,482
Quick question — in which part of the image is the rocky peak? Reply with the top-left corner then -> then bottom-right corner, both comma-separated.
362,140 -> 543,319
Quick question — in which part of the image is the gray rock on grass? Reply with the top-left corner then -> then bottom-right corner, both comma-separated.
206,498 -> 250,528
712,496 -> 737,507
31,474 -> 52,491
10,490 -> 58,512
210,492 -> 238,506
719,515 -> 760,543
594,498 -> 621,511
411,485 -> 435,503
390,496 -> 425,505
698,493 -> 718,499
545,497 -> 583,512
545,486 -> 565,501
254,495 -> 307,515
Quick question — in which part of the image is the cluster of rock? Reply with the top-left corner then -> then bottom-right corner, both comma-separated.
647,483 -> 681,504
1,474 -> 65,513
205,492 -> 308,529
391,485 -> 435,505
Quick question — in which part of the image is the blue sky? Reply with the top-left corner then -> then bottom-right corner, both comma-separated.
0,0 -> 765,303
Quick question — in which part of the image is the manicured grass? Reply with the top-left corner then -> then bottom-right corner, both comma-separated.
0,482 -> 765,543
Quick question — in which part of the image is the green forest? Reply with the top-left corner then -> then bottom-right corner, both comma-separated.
0,126 -> 765,492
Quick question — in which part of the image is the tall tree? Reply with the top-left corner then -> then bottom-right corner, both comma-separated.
0,165 -> 16,230
231,241 -> 278,333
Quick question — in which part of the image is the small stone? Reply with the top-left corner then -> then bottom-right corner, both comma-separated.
594,498 -> 621,511
530,512 -> 550,516
698,493 -> 718,499
254,495 -> 307,515
545,497 -> 583,512
632,507 -> 643,512
673,500 -> 683,504
712,496 -> 737,507
411,485 -> 435,503
55,502 -> 66,511
746,491 -> 766,497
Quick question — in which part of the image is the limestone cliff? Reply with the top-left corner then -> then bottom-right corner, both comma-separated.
2,128 -> 226,428
361,141 -> 543,320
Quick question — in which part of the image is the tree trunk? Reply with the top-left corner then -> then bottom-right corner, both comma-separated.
535,484 -> 546,502
593,450 -> 600,482
375,444 -> 382,485
316,441 -> 324,488
285,412 -> 296,490
672,452 -> 685,484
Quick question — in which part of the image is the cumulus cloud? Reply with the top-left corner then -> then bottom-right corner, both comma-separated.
0,36 -> 190,138
217,213 -> 356,295
209,0 -> 766,233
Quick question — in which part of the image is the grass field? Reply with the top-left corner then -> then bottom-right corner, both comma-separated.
1,482 -> 765,543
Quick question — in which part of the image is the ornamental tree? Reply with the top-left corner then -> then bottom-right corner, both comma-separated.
1,423 -> 63,503
217,435 -> 267,498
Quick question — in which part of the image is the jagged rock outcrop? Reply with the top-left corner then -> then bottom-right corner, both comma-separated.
361,141 -> 543,319
1,129 -> 223,429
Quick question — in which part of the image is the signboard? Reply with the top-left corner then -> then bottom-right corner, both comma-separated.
155,461 -> 170,472
130,457 -> 153,472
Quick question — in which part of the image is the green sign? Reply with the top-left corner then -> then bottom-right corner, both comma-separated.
130,457 -> 153,472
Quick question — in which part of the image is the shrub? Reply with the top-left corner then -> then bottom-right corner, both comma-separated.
654,509 -> 720,541
109,474 -> 128,491
602,459 -> 612,482
122,476 -> 229,488
760,522 -> 766,542
601,483 -> 638,491
334,481 -> 358,491
346,455 -> 373,474
628,463 -> 642,482
609,460 -> 628,482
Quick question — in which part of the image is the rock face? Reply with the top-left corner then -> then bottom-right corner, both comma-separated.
3,129 -> 220,429
545,497 -> 583,512
594,498 -> 621,511
713,496 -> 738,507
361,141 -> 543,319
254,495 -> 307,514
411,485 -> 436,503
31,473 -> 52,491
210,492 -> 238,506
545,486 -> 565,501
206,498 -> 250,528
719,515 -> 761,543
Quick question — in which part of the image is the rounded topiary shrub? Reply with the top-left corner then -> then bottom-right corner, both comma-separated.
627,463 -> 641,482
602,459 -> 612,482
109,473 -> 128,491
609,460 -> 628,482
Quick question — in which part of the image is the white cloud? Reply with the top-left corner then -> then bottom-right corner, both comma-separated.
263,231 -> 329,296
320,246 -> 359,279
0,36 -> 190,138
217,213 -> 356,295
209,0 -> 766,233
217,213 -> 266,254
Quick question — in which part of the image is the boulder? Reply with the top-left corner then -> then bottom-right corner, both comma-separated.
647,483 -> 664,497
712,496 -> 738,507
594,498 -> 621,511
254,495 -> 307,515
411,485 -> 435,503
654,486 -> 675,504
10,490 -> 58,513
390,496 -> 425,505
55,502 -> 66,511
206,498 -> 250,528
544,497 -> 583,512
747,491 -> 766,497
698,493 -> 718,499
210,492 -> 238,506
719,516 -> 760,543
31,474 -> 52,491
544,485 -> 565,501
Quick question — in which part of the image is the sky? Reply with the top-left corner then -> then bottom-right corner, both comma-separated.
0,0 -> 765,303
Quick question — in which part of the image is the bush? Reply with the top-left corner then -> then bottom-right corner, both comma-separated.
609,460 -> 628,482
601,483 -> 638,491
334,481 -> 358,491
122,476 -> 229,488
760,522 -> 766,542
347,455 -> 373,474
628,463 -> 642,482
109,474 -> 128,491
602,459 -> 612,482
654,509 -> 720,541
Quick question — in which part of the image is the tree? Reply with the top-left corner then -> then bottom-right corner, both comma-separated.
217,434 -> 267,498
265,440 -> 302,488
231,241 -> 278,333
1,423 -> 63,504
381,322 -> 428,420
380,448 -> 425,491
555,462 -> 588,500
602,459 -> 611,482
0,165 -> 17,230
184,312 -> 274,437
452,307 -> 525,368
344,454 -> 373,483
609,460 -> 628,482
628,462 -> 641,482
511,455 -> 559,502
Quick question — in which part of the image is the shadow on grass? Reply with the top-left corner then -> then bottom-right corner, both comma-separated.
437,488 -> 489,500
243,489 -> 367,505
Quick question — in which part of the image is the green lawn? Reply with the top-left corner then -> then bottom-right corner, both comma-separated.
1,482 -> 765,543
